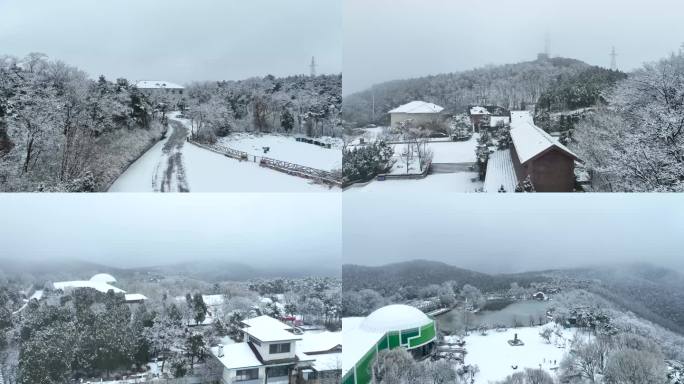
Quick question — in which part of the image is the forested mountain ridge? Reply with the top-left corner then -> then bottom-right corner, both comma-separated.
342,260 -> 548,295
342,57 -> 593,126
343,261 -> 684,335
544,264 -> 684,334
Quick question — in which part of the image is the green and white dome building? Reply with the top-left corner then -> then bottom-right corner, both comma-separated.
342,304 -> 437,384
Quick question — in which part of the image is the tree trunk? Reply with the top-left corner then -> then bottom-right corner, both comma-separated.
23,136 -> 34,174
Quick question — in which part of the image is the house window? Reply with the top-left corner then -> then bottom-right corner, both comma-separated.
267,365 -> 289,378
269,342 -> 291,354
235,368 -> 259,381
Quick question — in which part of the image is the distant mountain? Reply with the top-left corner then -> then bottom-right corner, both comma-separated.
0,258 -> 128,282
0,257 -> 338,284
343,56 -> 593,126
137,259 -> 340,282
544,263 -> 684,334
344,260 -> 684,335
342,260 -> 546,294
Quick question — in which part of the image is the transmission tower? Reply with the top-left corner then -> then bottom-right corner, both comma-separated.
544,32 -> 551,57
610,46 -> 617,70
309,56 -> 317,77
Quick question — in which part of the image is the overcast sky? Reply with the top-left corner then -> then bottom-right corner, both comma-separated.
0,194 -> 341,269
0,0 -> 342,84
343,194 -> 684,274
344,0 -> 684,94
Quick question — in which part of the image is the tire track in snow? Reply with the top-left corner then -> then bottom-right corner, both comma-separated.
153,120 -> 190,192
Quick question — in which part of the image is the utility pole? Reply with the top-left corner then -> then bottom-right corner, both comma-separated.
610,46 -> 618,70
544,32 -> 551,57
371,89 -> 375,122
309,56 -> 317,77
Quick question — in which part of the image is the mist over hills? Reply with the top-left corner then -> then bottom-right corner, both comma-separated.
343,260 -> 684,335
0,257 -> 339,283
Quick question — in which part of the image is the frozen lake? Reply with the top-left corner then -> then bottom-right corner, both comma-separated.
437,300 -> 550,332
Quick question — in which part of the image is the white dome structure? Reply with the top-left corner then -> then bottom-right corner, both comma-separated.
344,305 -> 438,384
360,304 -> 432,333
90,273 -> 117,284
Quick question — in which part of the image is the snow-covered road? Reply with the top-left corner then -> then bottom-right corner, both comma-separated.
109,113 -> 337,192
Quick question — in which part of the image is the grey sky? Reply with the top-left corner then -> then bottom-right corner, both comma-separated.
343,194 -> 684,274
0,0 -> 342,84
0,194 -> 341,269
344,0 -> 684,94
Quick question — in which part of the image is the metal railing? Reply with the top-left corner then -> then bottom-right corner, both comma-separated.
188,140 -> 341,186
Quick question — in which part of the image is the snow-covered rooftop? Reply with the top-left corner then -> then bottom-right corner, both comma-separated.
343,305 -> 434,376
135,80 -> 184,89
242,315 -> 301,342
124,293 -> 148,302
510,111 -> 579,164
360,304 -> 432,333
54,273 -> 147,300
210,343 -> 264,370
484,149 -> 518,193
342,317 -> 383,375
298,331 -> 341,354
470,106 -> 490,115
389,101 -> 444,114
296,331 -> 342,372
53,280 -> 125,294
90,273 -> 117,284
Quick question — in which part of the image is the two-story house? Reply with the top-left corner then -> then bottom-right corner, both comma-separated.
210,315 -> 341,384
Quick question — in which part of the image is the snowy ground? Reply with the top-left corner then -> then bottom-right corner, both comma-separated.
346,172 -> 482,193
445,325 -> 582,383
346,126 -> 389,146
219,133 -> 342,171
350,132 -> 480,190
429,136 -> 478,163
109,112 -> 336,192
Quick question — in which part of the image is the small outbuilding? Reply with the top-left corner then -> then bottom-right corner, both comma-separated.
388,101 -> 444,129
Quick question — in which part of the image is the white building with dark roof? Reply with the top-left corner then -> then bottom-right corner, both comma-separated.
388,101 -> 444,129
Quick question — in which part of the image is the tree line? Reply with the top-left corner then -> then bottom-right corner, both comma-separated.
184,73 -> 342,144
342,57 -> 590,127
0,53 -> 164,192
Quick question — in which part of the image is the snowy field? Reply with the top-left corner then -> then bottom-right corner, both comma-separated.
429,136 -> 478,163
446,325 -> 583,383
346,126 -> 388,145
346,172 -> 482,193
219,134 -> 342,171
109,113 -> 336,192
181,141 -> 335,192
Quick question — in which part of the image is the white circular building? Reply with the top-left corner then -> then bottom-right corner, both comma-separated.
360,304 -> 432,333
89,273 -> 117,284
343,304 -> 437,384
